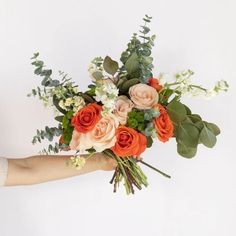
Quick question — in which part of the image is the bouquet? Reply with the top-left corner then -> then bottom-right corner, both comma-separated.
28,15 -> 228,194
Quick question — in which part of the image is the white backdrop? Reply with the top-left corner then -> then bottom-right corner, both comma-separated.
0,0 -> 236,235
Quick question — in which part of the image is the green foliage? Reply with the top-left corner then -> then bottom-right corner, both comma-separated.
127,110 -> 145,131
143,109 -> 160,121
199,124 -> 217,148
118,78 -> 140,94
166,101 -> 187,125
142,122 -> 157,138
32,125 -> 62,144
124,52 -> 139,74
177,143 -> 197,158
29,54 -> 79,112
85,86 -> 96,97
62,110 -> 74,145
119,15 -> 156,83
31,53 -> 60,87
158,89 -> 175,106
166,101 -> 220,158
177,122 -> 200,148
103,56 -> 119,75
91,57 -> 103,70
146,136 -> 153,148
40,142 -> 65,154
78,92 -> 95,103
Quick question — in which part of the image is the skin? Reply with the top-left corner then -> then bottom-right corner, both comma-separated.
4,153 -> 118,186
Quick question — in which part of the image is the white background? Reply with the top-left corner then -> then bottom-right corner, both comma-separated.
0,0 -> 236,235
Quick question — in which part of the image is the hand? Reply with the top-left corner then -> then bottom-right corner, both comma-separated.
97,153 -> 143,171
96,153 -> 118,171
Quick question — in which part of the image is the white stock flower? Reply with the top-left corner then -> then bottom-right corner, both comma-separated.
205,89 -> 217,98
73,96 -> 85,112
95,79 -> 119,113
215,80 -> 229,92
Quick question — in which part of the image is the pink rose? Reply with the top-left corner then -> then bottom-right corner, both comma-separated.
114,96 -> 134,125
69,114 -> 119,152
129,84 -> 159,109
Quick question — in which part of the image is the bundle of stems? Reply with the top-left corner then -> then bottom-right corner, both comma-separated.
103,149 -> 171,195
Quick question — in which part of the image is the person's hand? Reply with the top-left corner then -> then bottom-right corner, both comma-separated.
96,153 -> 143,171
97,153 -> 118,171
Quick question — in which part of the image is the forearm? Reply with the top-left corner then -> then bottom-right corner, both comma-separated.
5,153 -> 106,186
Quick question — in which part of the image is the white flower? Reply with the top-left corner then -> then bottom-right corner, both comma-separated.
205,89 -> 217,98
95,79 -> 119,114
215,80 -> 229,92
73,96 -> 85,112
65,97 -> 73,107
59,100 -> 66,110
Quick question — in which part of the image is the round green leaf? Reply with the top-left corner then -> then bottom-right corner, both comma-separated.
177,122 -> 200,148
177,143 -> 197,158
184,105 -> 192,115
199,126 -> 217,148
103,56 -> 119,75
188,114 -> 202,123
204,122 -> 221,136
167,101 -> 187,125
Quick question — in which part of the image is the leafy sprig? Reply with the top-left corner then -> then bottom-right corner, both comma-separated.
119,15 -> 156,83
166,100 -> 220,158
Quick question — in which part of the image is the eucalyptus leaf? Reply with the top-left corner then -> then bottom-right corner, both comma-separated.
92,71 -> 103,80
177,122 -> 200,148
103,56 -> 118,75
184,105 -> 192,115
147,136 -> 153,148
199,125 -> 217,148
194,121 -> 204,131
125,52 -> 139,74
120,78 -> 140,94
177,143 -> 197,158
167,101 -> 187,125
55,115 -> 64,122
188,114 -> 202,123
204,122 -> 220,136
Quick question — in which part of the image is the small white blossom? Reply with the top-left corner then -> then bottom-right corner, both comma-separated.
205,89 -> 217,98
59,100 -> 66,110
65,97 -> 73,107
95,79 -> 119,114
214,80 -> 229,92
73,96 -> 85,113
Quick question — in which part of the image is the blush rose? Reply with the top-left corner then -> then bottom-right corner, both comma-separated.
114,95 -> 134,125
129,83 -> 159,109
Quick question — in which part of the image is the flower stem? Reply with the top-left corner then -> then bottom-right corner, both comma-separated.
138,160 -> 171,178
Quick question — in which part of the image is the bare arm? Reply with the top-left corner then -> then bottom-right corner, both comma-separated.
5,153 -> 117,186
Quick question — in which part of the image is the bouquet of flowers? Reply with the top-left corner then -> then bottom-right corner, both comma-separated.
28,15 -> 228,194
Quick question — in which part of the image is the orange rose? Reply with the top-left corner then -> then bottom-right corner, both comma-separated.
153,104 -> 174,142
112,126 -> 147,157
71,103 -> 102,133
148,78 -> 163,92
